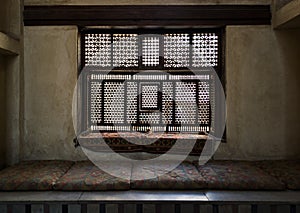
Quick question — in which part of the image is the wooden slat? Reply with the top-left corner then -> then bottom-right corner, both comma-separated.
273,0 -> 300,28
24,5 -> 271,26
44,204 -> 50,213
0,32 -> 20,55
81,204 -> 87,213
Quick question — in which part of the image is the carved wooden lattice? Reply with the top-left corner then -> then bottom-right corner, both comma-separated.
83,31 -> 220,69
88,73 -> 213,133
83,30 -> 221,133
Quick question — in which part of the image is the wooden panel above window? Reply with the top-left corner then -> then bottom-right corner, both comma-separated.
23,5 -> 271,26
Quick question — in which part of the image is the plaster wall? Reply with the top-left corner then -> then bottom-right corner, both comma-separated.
23,25 -> 300,161
23,26 -> 86,161
0,0 -> 21,37
215,26 -> 300,160
0,0 -> 22,166
0,56 -> 6,168
275,0 -> 294,10
5,56 -> 21,165
277,29 -> 300,158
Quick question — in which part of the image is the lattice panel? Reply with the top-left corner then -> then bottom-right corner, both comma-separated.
84,32 -> 220,69
133,75 -> 167,80
85,34 -> 111,67
164,34 -> 190,67
139,112 -> 160,124
90,82 -> 102,124
88,73 -> 214,133
210,75 -> 215,133
126,81 -> 138,123
175,82 -> 197,124
198,81 -> 210,125
113,34 -> 138,67
162,82 -> 173,124
169,126 -> 209,132
133,126 -> 166,132
92,125 -> 131,131
192,33 -> 219,67
141,84 -> 159,109
103,82 -> 125,123
142,36 -> 160,67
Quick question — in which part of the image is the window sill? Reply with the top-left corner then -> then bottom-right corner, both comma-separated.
75,132 -> 221,155
79,132 -> 210,140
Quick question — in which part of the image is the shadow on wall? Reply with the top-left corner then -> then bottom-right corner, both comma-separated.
0,56 -> 6,169
276,29 -> 300,158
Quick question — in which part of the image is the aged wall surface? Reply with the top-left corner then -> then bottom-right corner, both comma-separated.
5,55 -> 21,165
275,0 -> 294,10
23,26 -> 87,161
276,29 -> 300,159
215,26 -> 300,160
0,0 -> 21,37
23,25 -> 300,161
0,0 -> 22,166
0,57 -> 6,168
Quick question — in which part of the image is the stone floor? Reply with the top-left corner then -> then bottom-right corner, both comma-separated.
0,190 -> 300,213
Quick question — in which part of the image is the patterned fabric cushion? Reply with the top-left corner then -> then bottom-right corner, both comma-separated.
80,132 -> 206,155
131,161 -> 206,189
195,161 -> 285,190
54,161 -> 130,190
254,160 -> 300,190
0,160 -> 73,191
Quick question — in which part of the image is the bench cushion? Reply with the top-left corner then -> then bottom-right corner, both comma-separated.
195,161 -> 285,190
0,160 -> 298,191
0,160 -> 73,190
255,160 -> 300,190
131,161 -> 206,189
54,161 -> 130,190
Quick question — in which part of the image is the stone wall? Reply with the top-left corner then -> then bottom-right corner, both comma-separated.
23,26 -> 86,161
0,0 -> 23,166
215,26 -> 300,160
23,25 -> 300,161
0,56 -> 6,168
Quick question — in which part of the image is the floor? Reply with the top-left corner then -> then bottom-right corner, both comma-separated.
0,190 -> 299,213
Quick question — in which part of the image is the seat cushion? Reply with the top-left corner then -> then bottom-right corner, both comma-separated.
0,160 -> 73,190
195,161 -> 285,190
255,160 -> 300,190
54,161 -> 130,190
131,161 -> 206,189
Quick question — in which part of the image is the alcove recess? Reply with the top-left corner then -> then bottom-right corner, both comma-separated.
0,0 -> 23,168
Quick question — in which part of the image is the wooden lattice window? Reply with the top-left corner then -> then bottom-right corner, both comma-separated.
80,29 -> 224,134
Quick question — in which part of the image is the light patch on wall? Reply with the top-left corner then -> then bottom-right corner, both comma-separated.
23,26 -> 87,161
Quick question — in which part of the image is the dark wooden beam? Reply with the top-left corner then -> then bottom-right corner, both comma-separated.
24,5 -> 271,26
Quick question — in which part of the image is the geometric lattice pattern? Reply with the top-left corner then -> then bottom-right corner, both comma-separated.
88,73 -> 213,133
141,84 -> 159,109
113,34 -> 138,67
175,82 -> 197,124
84,30 -> 221,133
164,33 -> 190,68
162,82 -> 173,124
84,32 -> 219,68
84,34 -> 111,67
139,112 -> 160,124
103,82 -> 125,123
126,81 -> 138,123
198,81 -> 210,125
141,36 -> 160,67
192,33 -> 219,67
90,82 -> 102,124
